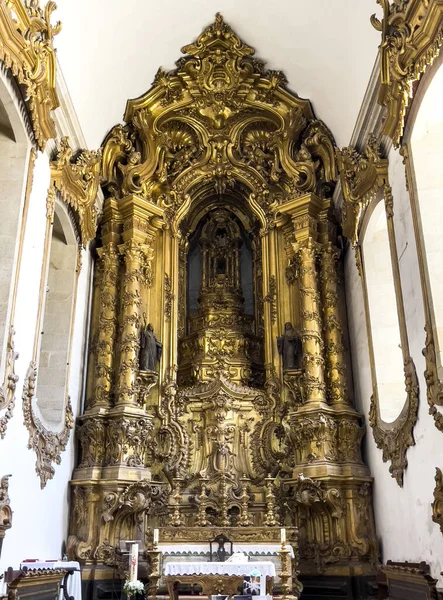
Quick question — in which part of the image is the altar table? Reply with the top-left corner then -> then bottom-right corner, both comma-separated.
164,561 -> 275,598
20,561 -> 81,600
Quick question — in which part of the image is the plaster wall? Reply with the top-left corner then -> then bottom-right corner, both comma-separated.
345,146 -> 443,584
0,151 -> 93,575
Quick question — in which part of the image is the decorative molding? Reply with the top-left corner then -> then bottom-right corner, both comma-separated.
0,0 -> 61,149
263,275 -> 277,324
341,136 -> 419,486
372,0 -> 443,147
22,362 -> 73,489
164,273 -> 174,322
369,357 -> 419,487
336,135 -> 388,246
432,467 -> 443,534
0,326 -> 19,439
50,137 -> 101,247
0,474 -> 12,556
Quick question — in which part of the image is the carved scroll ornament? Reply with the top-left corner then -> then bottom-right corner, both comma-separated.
432,467 -> 443,534
50,137 -> 101,247
0,326 -> 19,439
369,357 -> 419,487
101,13 -> 337,233
22,362 -> 73,488
372,0 -> 443,147
0,0 -> 61,149
0,474 -> 12,556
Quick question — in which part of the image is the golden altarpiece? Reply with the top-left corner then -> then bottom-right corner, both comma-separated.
67,15 -> 377,596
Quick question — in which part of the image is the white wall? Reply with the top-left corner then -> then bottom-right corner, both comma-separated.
345,146 -> 443,584
0,151 -> 93,575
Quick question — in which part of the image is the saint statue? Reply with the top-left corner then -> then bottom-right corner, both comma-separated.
277,322 -> 302,370
139,317 -> 163,372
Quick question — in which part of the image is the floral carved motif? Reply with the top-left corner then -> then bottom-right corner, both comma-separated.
22,362 -> 73,488
0,327 -> 19,439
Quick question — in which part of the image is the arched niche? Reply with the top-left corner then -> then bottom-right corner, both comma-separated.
361,198 -> 405,422
402,51 -> 443,433
35,199 -> 78,427
0,70 -> 31,438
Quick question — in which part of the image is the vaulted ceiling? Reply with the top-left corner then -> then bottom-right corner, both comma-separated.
54,0 -> 381,150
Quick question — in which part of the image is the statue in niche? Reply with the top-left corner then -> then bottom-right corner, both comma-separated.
277,322 -> 302,371
139,316 -> 163,372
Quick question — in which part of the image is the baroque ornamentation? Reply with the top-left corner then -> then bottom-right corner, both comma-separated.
22,362 -> 73,488
50,137 -> 102,246
372,0 -> 443,147
369,357 -> 419,487
0,0 -> 60,149
101,13 -> 337,230
0,474 -> 12,555
0,326 -> 19,439
432,467 -> 443,534
336,135 -> 388,246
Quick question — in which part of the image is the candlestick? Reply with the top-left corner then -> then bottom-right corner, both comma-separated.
130,543 -> 138,582
281,527 -> 286,544
153,528 -> 159,545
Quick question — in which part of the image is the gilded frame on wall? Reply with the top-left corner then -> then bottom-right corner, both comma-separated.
337,137 -> 419,486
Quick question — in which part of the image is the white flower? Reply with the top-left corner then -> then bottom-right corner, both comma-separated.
123,579 -> 145,597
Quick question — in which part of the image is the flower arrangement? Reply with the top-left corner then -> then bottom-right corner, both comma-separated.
123,579 -> 145,598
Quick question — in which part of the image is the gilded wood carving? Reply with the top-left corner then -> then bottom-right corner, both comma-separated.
337,136 -> 419,486
70,15 -> 377,584
372,0 -> 443,147
0,0 -> 60,149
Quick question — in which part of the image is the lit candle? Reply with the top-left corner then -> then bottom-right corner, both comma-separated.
153,528 -> 159,545
130,543 -> 138,582
280,528 -> 286,544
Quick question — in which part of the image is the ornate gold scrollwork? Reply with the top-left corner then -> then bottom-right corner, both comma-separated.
50,137 -> 102,247
22,362 -> 73,488
0,326 -> 19,439
0,0 -> 60,149
432,467 -> 443,534
372,0 -> 443,147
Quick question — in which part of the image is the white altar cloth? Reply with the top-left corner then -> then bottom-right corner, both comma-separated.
159,543 -> 294,557
164,560 -> 275,596
20,561 -> 82,600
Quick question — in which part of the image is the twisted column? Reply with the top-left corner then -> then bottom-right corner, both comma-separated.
116,240 -> 152,407
298,239 -> 326,403
92,243 -> 120,409
320,242 -> 348,404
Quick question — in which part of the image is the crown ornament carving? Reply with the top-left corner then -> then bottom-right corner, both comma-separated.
102,14 -> 337,231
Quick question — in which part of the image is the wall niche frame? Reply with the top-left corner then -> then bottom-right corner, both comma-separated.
337,136 -> 419,487
22,188 -> 79,488
401,51 -> 443,435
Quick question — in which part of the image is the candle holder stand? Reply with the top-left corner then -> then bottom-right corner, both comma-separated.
146,545 -> 161,600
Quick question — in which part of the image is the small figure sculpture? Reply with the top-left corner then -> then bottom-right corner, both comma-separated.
277,322 -> 302,370
139,316 -> 163,372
